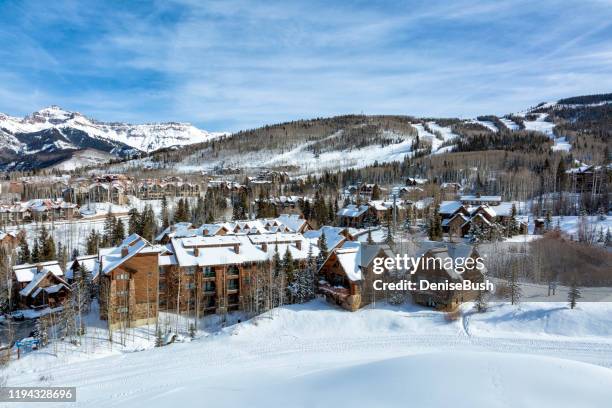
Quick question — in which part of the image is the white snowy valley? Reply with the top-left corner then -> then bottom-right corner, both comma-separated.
3,296 -> 612,408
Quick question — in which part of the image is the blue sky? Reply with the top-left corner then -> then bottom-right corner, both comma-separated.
1,0 -> 611,132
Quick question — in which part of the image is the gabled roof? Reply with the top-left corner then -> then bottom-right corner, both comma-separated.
277,214 -> 308,232
303,226 -> 347,250
439,201 -> 466,215
337,204 -> 369,218
19,269 -> 70,297
65,255 -> 100,281
13,261 -> 63,283
99,234 -> 161,275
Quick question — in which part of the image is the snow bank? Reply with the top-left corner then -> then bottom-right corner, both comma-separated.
466,302 -> 612,340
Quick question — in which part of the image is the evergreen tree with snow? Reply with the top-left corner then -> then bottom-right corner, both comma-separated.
384,211 -> 395,246
506,262 -> 522,305
316,233 -> 328,270
31,239 -> 40,263
568,276 -> 581,309
155,327 -> 164,347
468,222 -> 484,243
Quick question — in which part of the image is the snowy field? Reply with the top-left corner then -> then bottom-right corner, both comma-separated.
3,299 -> 612,408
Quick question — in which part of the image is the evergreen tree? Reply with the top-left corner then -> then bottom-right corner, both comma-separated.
506,262 -> 522,305
384,211 -> 394,246
140,205 -> 157,241
272,244 -> 282,277
568,276 -> 581,309
283,247 -> 295,288
371,185 -> 381,200
42,234 -> 56,262
103,211 -> 116,246
128,208 -> 141,235
316,232 -> 328,270
86,230 -> 100,255
474,288 -> 489,312
18,235 -> 31,264
113,218 -> 126,245
31,240 -> 40,263
161,195 -> 170,229
428,204 -> 442,241
57,242 -> 68,270
189,323 -> 196,339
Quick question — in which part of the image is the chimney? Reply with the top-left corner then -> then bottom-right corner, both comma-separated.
296,240 -> 302,250
262,242 -> 268,252
234,244 -> 240,254
121,246 -> 129,258
36,263 -> 42,272
203,229 -> 209,236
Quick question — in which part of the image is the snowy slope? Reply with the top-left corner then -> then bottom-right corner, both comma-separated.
4,300 -> 612,408
499,117 -> 519,130
522,113 -> 571,151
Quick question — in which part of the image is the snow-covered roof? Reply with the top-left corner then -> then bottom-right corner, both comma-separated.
99,234 -> 163,275
277,214 -> 308,232
335,245 -> 362,281
0,230 -> 18,240
337,204 -> 369,218
303,226 -> 347,251
65,255 -> 100,281
19,269 -> 70,297
439,201 -> 466,215
13,261 -> 64,283
169,232 -> 319,268
460,195 -> 502,203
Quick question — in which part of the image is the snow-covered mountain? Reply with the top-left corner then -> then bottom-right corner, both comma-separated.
0,106 -> 226,170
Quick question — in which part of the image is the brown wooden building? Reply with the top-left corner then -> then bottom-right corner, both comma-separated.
317,242 -> 394,311
98,234 -> 163,330
411,243 -> 485,310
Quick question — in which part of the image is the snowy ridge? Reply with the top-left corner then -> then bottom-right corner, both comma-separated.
0,105 -> 225,153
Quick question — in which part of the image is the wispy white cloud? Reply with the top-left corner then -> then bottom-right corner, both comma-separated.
0,0 -> 611,131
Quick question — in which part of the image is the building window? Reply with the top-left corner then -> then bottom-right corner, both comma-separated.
227,265 -> 239,276
228,279 -> 239,290
117,307 -> 128,313
116,273 -> 129,280
185,267 -> 196,275
116,290 -> 128,296
203,266 -> 215,277
204,281 -> 216,292
186,282 -> 196,289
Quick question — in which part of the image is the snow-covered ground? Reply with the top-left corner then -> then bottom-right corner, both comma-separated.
169,129 -> 419,175
499,117 -> 519,130
469,119 -> 498,132
3,299 -> 612,408
523,113 -> 571,151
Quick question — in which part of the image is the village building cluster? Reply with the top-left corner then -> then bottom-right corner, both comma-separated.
8,212 -> 487,329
